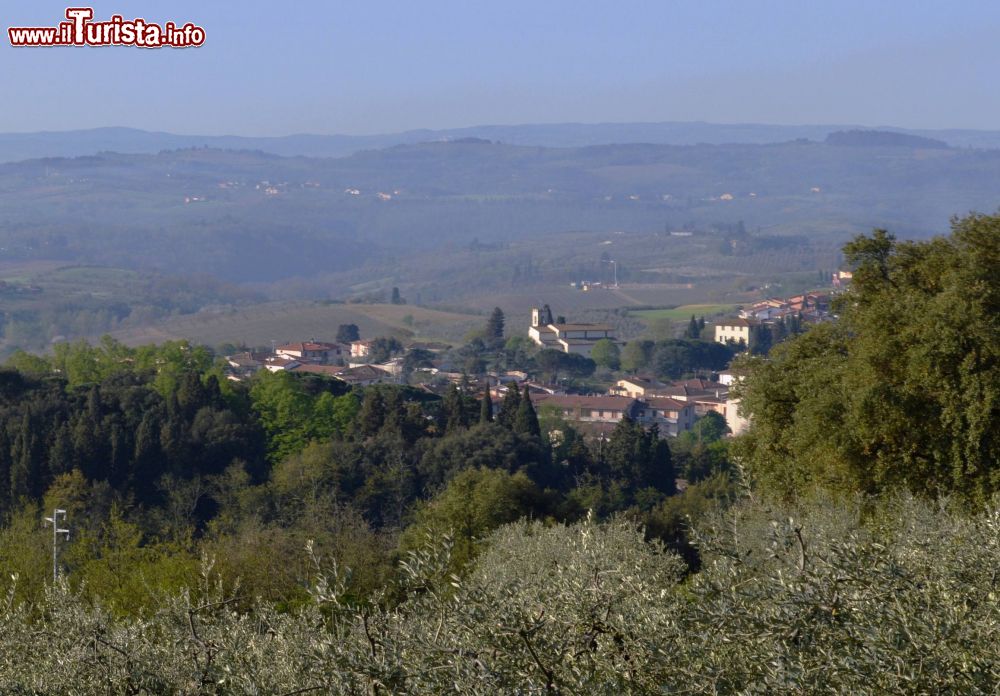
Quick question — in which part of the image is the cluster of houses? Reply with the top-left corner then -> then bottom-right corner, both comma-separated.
226,340 -> 401,387
223,304 -> 751,441
519,371 -> 747,439
713,291 -> 834,349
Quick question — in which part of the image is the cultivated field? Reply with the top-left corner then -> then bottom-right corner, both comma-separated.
629,304 -> 738,322
106,302 -> 481,348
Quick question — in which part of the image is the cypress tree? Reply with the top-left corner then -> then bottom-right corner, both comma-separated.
514,386 -> 541,438
442,384 -> 467,433
480,389 -> 493,424
497,385 -> 521,429
358,390 -> 387,438
485,307 -> 505,341
686,315 -> 700,339
9,418 -> 30,502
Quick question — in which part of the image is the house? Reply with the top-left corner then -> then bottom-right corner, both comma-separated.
611,375 -> 668,398
334,364 -> 393,387
532,393 -> 696,438
275,341 -> 344,364
532,394 -> 642,425
634,397 -> 696,437
264,357 -> 301,372
226,351 -> 269,371
528,307 -> 617,358
714,318 -> 753,347
287,364 -> 346,378
833,270 -> 853,289
350,340 -> 376,358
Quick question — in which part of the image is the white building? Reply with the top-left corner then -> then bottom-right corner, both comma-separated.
528,307 -> 617,358
714,318 -> 752,348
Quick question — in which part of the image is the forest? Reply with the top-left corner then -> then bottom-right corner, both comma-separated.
0,213 -> 996,693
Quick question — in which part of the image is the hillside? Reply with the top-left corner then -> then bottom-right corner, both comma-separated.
0,139 -> 997,287
1,121 -> 1000,163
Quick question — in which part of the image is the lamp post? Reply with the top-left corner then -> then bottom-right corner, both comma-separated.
43,508 -> 70,582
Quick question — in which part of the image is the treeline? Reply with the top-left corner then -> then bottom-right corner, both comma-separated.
0,337 -> 733,612
735,213 -> 1000,503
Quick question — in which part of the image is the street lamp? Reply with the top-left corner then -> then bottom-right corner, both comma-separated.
43,509 -> 70,582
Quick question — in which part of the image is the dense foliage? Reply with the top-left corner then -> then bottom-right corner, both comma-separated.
2,495 -> 999,693
736,214 -> 1000,502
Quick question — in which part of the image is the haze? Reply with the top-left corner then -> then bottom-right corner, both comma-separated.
2,0 -> 999,135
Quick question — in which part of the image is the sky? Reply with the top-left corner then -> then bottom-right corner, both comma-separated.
2,0 -> 999,136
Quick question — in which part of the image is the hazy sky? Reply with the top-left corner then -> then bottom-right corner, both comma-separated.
2,0 -> 999,135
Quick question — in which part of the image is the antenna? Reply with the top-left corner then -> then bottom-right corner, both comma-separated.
43,508 -> 70,582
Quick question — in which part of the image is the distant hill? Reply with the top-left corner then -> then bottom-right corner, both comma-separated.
0,121 -> 998,164
825,130 -> 949,148
0,139 -> 997,284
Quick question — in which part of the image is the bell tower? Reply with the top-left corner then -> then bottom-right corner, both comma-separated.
531,307 -> 541,327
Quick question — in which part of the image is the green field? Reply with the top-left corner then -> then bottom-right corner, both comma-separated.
630,304 -> 737,322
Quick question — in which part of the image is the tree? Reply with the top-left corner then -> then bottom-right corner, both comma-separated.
496,385 -> 521,429
514,386 -> 541,438
368,337 -> 403,363
402,349 -> 435,376
336,324 -> 360,344
590,339 -> 620,370
480,390 -> 493,424
736,214 -> 1000,503
398,468 -> 542,574
356,390 -> 387,439
685,315 -> 701,340
541,304 -> 554,325
485,307 -> 505,342
390,287 -> 405,305
621,340 -> 654,373
441,384 -> 469,433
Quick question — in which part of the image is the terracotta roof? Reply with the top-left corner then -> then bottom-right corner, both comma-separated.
267,357 -> 300,367
336,365 -> 391,382
717,317 -> 752,327
641,398 -> 692,413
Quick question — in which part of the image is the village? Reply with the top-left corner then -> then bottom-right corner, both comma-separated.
224,286 -> 841,442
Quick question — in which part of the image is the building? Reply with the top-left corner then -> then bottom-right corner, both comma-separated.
714,318 -> 752,347
611,375 -> 669,398
725,398 -> 750,436
532,394 -> 641,425
532,393 -> 696,438
333,364 -> 394,387
275,341 -> 344,364
528,307 -> 617,358
350,340 -> 376,359
264,357 -> 301,372
634,397 -> 696,437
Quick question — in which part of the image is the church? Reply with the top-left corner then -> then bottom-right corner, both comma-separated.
527,306 -> 617,358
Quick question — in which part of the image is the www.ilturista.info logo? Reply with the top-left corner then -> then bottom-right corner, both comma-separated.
8,8 -> 205,48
